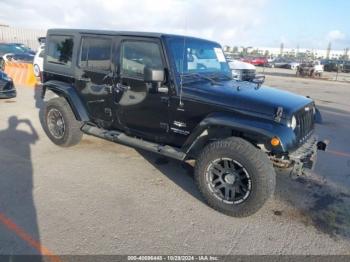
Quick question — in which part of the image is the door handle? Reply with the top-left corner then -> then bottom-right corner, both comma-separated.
78,76 -> 91,82
116,83 -> 130,91
105,85 -> 112,93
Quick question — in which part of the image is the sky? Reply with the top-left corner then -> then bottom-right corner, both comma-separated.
0,0 -> 349,50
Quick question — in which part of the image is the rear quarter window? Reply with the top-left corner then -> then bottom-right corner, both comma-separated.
47,35 -> 73,67
79,37 -> 112,71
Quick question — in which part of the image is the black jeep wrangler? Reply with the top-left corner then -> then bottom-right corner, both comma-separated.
41,29 -> 326,217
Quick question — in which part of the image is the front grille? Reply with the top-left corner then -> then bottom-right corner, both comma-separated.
241,69 -> 255,81
295,104 -> 315,144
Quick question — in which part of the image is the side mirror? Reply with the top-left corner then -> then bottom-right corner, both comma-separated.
252,74 -> 265,88
144,67 -> 165,83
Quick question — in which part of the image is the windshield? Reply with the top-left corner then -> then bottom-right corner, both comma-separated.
0,44 -> 28,54
165,36 -> 231,78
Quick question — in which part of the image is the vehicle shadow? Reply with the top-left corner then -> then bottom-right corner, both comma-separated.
0,116 -> 43,261
34,84 -> 44,110
136,149 -> 204,203
34,84 -> 45,129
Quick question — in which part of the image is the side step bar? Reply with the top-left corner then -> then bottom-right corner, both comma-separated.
81,124 -> 186,161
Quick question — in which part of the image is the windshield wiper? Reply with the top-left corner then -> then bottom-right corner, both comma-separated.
207,72 -> 232,81
181,73 -> 222,85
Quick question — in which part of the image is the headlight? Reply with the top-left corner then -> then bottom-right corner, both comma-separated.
289,115 -> 297,130
231,69 -> 242,79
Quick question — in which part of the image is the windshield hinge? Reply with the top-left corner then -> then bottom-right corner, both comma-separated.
274,107 -> 283,122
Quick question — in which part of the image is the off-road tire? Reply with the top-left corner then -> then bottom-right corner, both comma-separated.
195,137 -> 276,217
42,97 -> 83,147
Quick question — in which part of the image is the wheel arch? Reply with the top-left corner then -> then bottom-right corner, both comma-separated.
182,112 -> 294,159
42,80 -> 90,122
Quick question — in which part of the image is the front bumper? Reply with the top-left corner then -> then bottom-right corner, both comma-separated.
270,135 -> 328,177
0,88 -> 17,99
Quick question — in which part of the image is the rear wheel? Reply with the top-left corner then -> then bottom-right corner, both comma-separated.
42,97 -> 83,147
195,137 -> 276,217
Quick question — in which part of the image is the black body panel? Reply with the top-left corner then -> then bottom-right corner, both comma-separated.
42,29 -> 319,157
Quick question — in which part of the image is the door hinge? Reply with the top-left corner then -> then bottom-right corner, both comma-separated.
105,85 -> 112,93
160,122 -> 169,132
104,108 -> 112,116
161,96 -> 169,104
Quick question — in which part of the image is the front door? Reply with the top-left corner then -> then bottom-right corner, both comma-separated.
114,38 -> 170,143
75,35 -> 114,127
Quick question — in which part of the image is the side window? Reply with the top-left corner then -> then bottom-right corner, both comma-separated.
47,35 -> 73,66
120,41 -> 163,78
38,49 -> 45,58
79,37 -> 112,71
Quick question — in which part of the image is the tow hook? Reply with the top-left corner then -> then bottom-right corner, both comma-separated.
317,140 -> 329,151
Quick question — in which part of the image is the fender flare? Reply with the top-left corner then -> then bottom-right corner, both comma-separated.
42,80 -> 90,122
182,112 -> 297,155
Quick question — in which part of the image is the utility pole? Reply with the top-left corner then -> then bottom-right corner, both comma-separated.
344,48 -> 349,60
280,43 -> 284,57
296,44 -> 299,58
326,42 -> 331,59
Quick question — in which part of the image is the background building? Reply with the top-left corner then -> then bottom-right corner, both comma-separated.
0,24 -> 46,50
223,45 -> 348,60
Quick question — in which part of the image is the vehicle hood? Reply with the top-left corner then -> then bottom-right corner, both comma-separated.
3,53 -> 34,62
229,60 -> 256,70
183,80 -> 313,119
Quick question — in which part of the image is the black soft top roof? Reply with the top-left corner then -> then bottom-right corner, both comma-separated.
46,29 -> 220,45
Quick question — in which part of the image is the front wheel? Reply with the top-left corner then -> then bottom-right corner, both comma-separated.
42,97 -> 83,147
195,137 -> 276,217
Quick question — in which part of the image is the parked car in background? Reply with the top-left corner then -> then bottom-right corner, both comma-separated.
269,58 -> 299,70
0,43 -> 35,65
341,61 -> 350,73
33,44 -> 45,80
241,57 -> 268,66
269,57 -> 290,68
0,70 -> 16,99
2,53 -> 35,63
38,37 -> 46,45
10,43 -> 35,55
288,61 -> 300,70
321,59 -> 340,72
296,60 -> 324,77
228,59 -> 256,81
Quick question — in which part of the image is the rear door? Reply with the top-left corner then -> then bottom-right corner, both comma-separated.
75,35 -> 114,127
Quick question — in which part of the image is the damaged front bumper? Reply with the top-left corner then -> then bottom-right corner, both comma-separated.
270,135 -> 328,177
